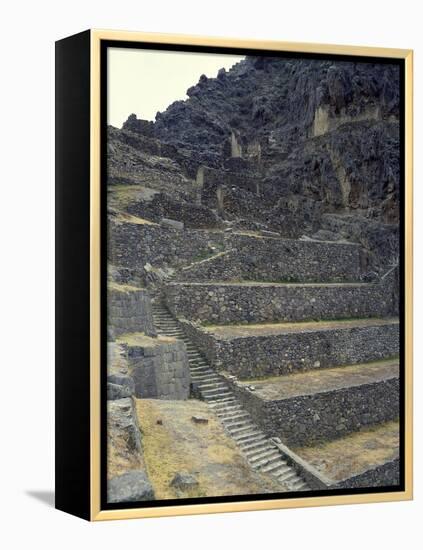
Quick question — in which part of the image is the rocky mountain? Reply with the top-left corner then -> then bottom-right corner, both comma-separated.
108,55 -> 401,275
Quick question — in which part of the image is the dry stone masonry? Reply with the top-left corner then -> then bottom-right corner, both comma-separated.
106,54 -> 401,497
165,279 -> 396,325
118,334 -> 190,400
225,360 -> 399,447
107,283 -> 156,339
179,318 -> 399,378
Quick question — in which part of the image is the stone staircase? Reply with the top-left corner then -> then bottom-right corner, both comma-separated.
151,300 -> 309,492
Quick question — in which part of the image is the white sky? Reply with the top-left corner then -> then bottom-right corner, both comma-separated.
107,47 -> 245,128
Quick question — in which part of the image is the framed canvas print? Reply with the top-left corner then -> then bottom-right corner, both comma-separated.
55,29 -> 413,521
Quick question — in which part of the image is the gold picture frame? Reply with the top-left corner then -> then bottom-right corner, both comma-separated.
55,29 -> 413,521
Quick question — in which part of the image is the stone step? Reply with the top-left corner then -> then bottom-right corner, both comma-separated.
248,448 -> 281,463
235,359 -> 400,447
190,370 -> 219,377
250,453 -> 282,469
203,392 -> 233,402
226,423 -> 256,435
214,405 -> 243,415
201,390 -> 235,403
261,461 -> 290,475
189,362 -> 210,369
221,412 -> 250,424
197,382 -> 228,392
197,379 -> 228,391
190,370 -> 214,378
202,317 -> 399,378
277,470 -> 299,484
165,281 -> 394,324
192,362 -> 209,368
239,436 -> 269,450
190,376 -> 213,386
151,302 -> 309,491
201,385 -> 231,395
242,440 -> 274,453
291,481 -> 309,491
190,365 -> 212,372
153,318 -> 173,322
191,375 -> 221,384
215,403 -> 243,413
215,410 -> 244,420
206,396 -> 236,405
232,430 -> 264,443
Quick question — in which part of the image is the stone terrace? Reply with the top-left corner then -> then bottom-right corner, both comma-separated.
181,318 -> 399,378
108,221 -> 364,285
108,182 -> 400,490
293,420 -> 400,488
226,359 -> 399,447
177,234 -> 362,283
165,280 -> 395,324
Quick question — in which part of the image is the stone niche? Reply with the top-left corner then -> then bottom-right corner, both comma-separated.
118,333 -> 190,400
107,283 -> 156,340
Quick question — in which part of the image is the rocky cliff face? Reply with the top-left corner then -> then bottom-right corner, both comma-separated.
108,55 -> 400,275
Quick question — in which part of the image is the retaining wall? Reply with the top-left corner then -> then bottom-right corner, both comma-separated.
178,235 -> 361,283
165,281 -> 395,325
227,376 -> 400,447
120,336 -> 190,400
107,284 -> 156,340
195,321 -> 399,378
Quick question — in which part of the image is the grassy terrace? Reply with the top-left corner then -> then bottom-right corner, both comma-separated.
116,332 -> 175,346
235,358 -> 399,399
135,398 -> 281,499
293,420 -> 400,481
108,281 -> 146,293
203,317 -> 399,338
170,281 -> 374,287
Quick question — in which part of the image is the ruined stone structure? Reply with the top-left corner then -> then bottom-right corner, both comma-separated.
107,283 -> 156,340
106,55 -> 401,497
120,334 -> 190,400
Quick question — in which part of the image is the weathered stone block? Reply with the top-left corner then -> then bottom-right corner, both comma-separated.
108,283 -> 156,340
108,470 -> 155,503
107,381 -> 134,400
118,334 -> 190,400
160,217 -> 184,230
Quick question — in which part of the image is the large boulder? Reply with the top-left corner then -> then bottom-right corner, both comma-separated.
108,471 -> 155,503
